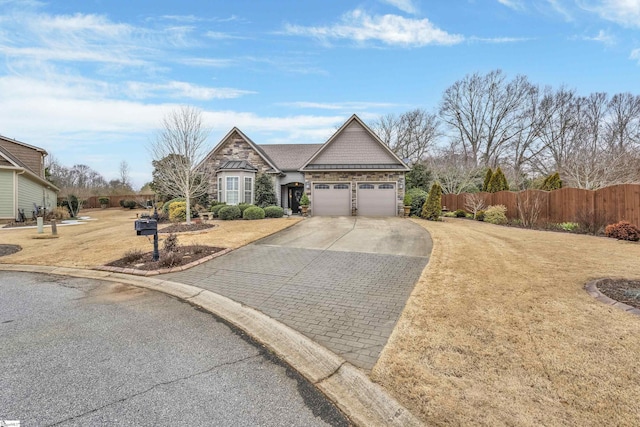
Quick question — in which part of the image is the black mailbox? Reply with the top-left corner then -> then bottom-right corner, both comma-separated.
134,219 -> 157,236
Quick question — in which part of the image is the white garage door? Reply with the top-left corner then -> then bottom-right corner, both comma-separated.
312,183 -> 351,216
357,183 -> 397,217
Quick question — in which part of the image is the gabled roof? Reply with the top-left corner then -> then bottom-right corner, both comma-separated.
200,127 -> 281,173
300,114 -> 409,172
0,145 -> 59,191
0,134 -> 48,155
0,145 -> 27,169
259,144 -> 323,171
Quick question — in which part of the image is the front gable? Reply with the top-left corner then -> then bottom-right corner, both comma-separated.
301,115 -> 409,172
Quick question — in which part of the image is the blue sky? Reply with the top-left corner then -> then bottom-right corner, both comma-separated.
1,0 -> 639,188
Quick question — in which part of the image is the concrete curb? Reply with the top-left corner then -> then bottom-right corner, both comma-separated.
0,264 -> 424,427
585,279 -> 640,316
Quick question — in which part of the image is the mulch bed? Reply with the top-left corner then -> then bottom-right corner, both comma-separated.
158,223 -> 216,233
0,244 -> 22,257
105,245 -> 224,271
597,278 -> 640,309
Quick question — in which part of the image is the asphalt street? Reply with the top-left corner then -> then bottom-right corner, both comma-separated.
0,271 -> 347,426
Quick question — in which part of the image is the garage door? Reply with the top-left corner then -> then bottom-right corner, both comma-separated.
312,183 -> 351,216
357,183 -> 397,216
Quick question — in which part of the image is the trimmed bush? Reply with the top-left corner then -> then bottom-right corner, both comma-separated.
454,209 -> 466,218
163,197 -> 185,214
484,205 -> 508,225
476,210 -> 485,221
405,188 -> 427,217
243,206 -> 265,220
482,168 -> 493,192
218,205 -> 241,220
119,199 -> 125,207
421,182 -> 442,221
98,196 -> 110,206
403,193 -> 413,206
210,203 -> 226,217
238,203 -> 256,214
169,201 -> 187,222
163,233 -> 179,252
264,206 -> 284,218
124,200 -> 137,209
487,167 -> 508,193
541,172 -> 562,191
605,221 -> 640,242
255,173 -> 277,207
300,193 -> 310,206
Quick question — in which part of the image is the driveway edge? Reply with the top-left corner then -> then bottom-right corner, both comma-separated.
0,264 -> 423,427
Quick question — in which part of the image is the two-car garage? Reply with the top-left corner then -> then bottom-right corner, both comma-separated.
311,182 -> 397,217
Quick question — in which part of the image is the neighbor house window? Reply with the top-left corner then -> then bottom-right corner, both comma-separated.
226,176 -> 239,205
218,177 -> 223,202
244,177 -> 253,204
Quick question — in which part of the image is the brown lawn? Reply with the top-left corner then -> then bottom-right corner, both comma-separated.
0,208 -> 302,268
372,218 -> 640,427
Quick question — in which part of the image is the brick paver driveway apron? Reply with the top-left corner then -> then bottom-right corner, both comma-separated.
165,217 -> 432,370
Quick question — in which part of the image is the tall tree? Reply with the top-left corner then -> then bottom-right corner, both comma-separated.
150,106 -> 211,225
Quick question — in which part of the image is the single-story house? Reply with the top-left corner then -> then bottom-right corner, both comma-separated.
0,135 -> 58,221
201,114 -> 409,216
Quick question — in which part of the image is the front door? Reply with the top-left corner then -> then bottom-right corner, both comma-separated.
288,187 -> 303,214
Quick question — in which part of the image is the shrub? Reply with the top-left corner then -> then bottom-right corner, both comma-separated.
454,209 -> 466,218
540,172 -> 562,191
121,249 -> 144,263
98,196 -> 110,206
476,210 -> 485,221
605,221 -> 640,242
482,168 -> 493,192
484,205 -> 508,225
169,201 -> 187,222
487,167 -> 508,193
124,200 -> 137,209
62,195 -> 79,217
51,206 -> 71,220
254,173 -> 277,207
219,205 -> 241,220
210,203 -> 227,218
163,197 -> 185,214
238,203 -> 256,214
300,193 -> 310,206
163,233 -> 179,252
264,206 -> 284,218
191,244 -> 206,255
558,222 -> 579,232
119,199 -> 125,208
403,193 -> 413,206
405,188 -> 427,217
421,182 -> 442,221
575,208 -> 612,235
159,251 -> 182,268
243,206 -> 265,220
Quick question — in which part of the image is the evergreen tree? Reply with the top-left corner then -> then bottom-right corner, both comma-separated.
541,172 -> 562,191
406,163 -> 432,191
488,167 -> 508,193
421,182 -> 442,221
482,168 -> 493,192
254,173 -> 277,207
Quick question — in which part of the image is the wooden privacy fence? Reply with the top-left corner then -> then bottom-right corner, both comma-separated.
85,193 -> 155,209
442,184 -> 640,228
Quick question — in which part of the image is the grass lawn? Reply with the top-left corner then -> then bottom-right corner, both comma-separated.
0,208 -> 302,268
372,218 -> 640,426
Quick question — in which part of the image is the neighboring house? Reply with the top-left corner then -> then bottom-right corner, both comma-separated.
0,135 -> 59,221
201,114 -> 409,216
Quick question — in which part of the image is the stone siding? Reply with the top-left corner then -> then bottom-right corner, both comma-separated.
304,171 -> 405,216
202,131 -> 274,200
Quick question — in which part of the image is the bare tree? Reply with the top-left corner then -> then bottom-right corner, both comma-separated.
428,146 -> 481,195
150,106 -> 211,224
119,160 -> 131,190
516,191 -> 544,228
371,109 -> 440,164
464,193 -> 486,219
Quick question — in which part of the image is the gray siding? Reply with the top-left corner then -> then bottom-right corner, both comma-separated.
0,170 -> 14,218
310,121 -> 399,165
18,174 -> 46,214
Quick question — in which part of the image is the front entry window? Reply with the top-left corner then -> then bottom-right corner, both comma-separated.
244,177 -> 253,204
226,177 -> 239,205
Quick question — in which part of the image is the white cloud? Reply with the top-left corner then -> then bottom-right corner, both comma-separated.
631,48 -> 640,63
284,9 -> 464,47
498,0 -> 526,10
125,81 -> 256,100
380,0 -> 419,14
546,0 -> 575,21
582,29 -> 616,44
204,31 -> 249,40
279,101 -> 400,110
579,0 -> 640,28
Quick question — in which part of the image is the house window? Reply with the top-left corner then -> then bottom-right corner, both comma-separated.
359,184 -> 375,190
379,184 -> 394,189
244,177 -> 253,204
315,184 -> 330,190
218,177 -> 223,202
226,176 -> 239,205
334,184 -> 349,189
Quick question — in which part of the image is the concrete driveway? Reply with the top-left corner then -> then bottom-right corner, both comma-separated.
167,217 -> 431,370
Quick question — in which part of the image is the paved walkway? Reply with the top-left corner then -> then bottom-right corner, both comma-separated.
166,217 -> 431,370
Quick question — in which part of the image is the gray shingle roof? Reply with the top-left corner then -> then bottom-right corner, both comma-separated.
217,160 -> 258,171
303,164 -> 407,170
259,144 -> 323,171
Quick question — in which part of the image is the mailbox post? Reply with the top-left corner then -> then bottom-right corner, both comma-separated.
134,218 -> 159,261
